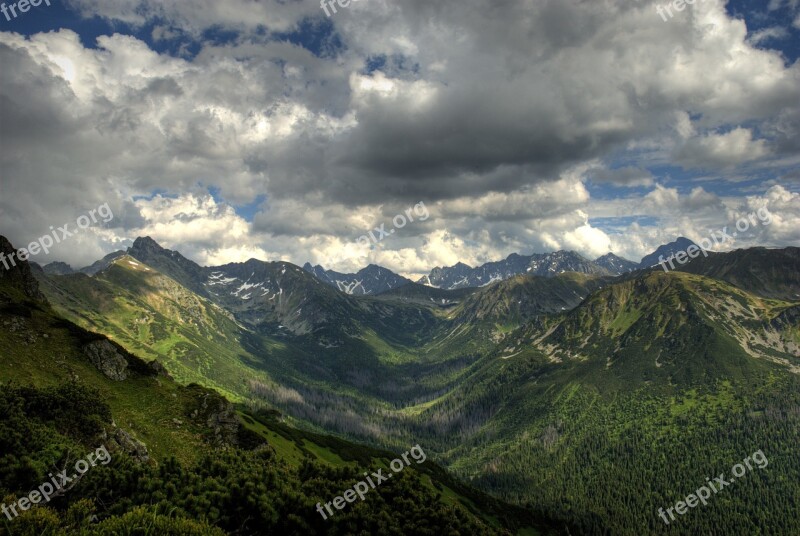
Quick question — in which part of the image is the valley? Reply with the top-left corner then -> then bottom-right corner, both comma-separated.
23,236 -> 800,535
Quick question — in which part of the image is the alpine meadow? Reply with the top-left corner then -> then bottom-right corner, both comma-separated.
1,1 -> 799,535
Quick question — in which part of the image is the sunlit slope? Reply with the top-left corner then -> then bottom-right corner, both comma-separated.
514,271 -> 800,382
35,255 -> 283,401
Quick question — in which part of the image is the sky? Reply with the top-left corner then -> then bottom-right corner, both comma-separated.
1,0 -> 799,278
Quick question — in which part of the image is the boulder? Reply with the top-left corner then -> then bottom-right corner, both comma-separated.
113,428 -> 149,464
82,340 -> 129,381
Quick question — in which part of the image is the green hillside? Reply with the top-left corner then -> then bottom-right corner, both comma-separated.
0,243 -> 560,535
676,246 -> 800,300
34,255 -> 283,402
428,271 -> 800,534
21,239 -> 800,535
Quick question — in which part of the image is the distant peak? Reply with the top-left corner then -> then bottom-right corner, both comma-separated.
43,261 -> 75,276
556,250 -> 588,260
596,252 -> 632,262
130,236 -> 165,252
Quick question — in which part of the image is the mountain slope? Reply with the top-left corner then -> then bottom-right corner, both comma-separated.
42,261 -> 76,275
372,282 -> 478,309
34,247 -> 470,410
33,254 -> 289,402
20,236 -> 800,535
675,246 -> 800,301
453,272 -> 609,326
207,258 -> 361,341
80,250 -> 126,275
419,271 -> 800,535
127,236 -> 210,297
515,271 -> 799,382
0,235 -> 47,302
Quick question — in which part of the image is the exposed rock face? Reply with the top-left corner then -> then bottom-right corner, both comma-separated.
82,340 -> 130,381
0,235 -> 48,303
113,428 -> 149,463
147,359 -> 171,378
771,305 -> 800,330
203,394 -> 240,447
185,386 -> 240,447
303,263 -> 413,295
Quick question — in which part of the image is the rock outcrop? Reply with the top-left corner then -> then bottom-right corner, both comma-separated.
82,340 -> 130,381
185,385 -> 240,447
113,428 -> 150,463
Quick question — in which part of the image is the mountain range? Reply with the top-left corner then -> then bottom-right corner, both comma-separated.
39,237 -> 703,297
7,233 -> 800,535
295,245 -> 631,295
301,239 -> 697,293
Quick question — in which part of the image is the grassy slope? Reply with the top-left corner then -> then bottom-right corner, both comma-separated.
0,282 -> 207,464
36,256 -> 290,402
26,257 -> 800,534
1,271 -> 559,535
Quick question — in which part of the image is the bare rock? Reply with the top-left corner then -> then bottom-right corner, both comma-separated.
82,340 -> 130,381
113,428 -> 149,463
205,395 -> 240,446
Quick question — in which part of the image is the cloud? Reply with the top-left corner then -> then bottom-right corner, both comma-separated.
674,128 -> 771,169
64,0 -> 317,34
747,26 -> 790,45
1,0 -> 799,275
686,187 -> 725,211
730,185 -> 800,246
586,167 -> 655,188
